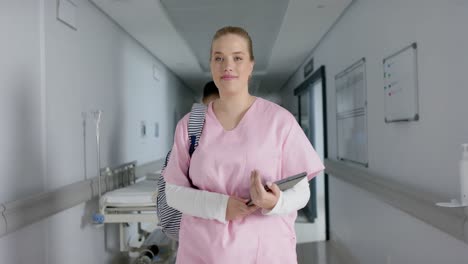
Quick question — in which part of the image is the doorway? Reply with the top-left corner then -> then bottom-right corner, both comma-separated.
293,66 -> 329,243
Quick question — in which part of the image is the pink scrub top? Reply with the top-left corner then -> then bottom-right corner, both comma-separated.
164,97 -> 324,264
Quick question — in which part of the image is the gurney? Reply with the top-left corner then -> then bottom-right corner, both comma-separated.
91,161 -> 158,224
91,162 -> 176,262
97,178 -> 158,223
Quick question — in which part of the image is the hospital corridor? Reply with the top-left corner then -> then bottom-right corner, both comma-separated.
1,0 -> 468,263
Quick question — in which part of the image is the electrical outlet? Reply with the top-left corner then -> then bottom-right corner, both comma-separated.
154,122 -> 159,138
140,121 -> 146,137
153,64 -> 160,81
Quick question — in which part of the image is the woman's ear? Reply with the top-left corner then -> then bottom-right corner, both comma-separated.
249,60 -> 255,74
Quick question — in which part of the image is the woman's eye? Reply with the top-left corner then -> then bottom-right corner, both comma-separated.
234,57 -> 243,61
214,57 -> 223,62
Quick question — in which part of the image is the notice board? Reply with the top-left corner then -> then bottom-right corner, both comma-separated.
335,58 -> 368,166
383,43 -> 419,122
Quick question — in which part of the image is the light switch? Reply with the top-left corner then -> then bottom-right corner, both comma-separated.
57,0 -> 77,30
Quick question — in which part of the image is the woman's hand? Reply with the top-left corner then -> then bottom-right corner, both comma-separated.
249,170 -> 280,210
225,197 -> 258,221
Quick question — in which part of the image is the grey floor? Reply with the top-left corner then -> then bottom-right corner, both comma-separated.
120,241 -> 344,264
297,241 -> 344,264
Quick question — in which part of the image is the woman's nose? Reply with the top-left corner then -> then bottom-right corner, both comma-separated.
223,58 -> 233,72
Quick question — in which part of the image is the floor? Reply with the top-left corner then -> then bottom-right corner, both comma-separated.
121,240 -> 345,264
297,241 -> 345,264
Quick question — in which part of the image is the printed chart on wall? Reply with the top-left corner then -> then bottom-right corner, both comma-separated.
383,43 -> 419,122
335,58 -> 368,166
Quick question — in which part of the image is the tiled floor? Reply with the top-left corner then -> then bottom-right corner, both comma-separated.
297,241 -> 344,264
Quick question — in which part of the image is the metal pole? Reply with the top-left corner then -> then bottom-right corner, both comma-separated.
81,112 -> 87,180
92,110 -> 103,197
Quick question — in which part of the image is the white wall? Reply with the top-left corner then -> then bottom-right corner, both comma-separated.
281,0 -> 468,263
255,91 -> 282,105
0,0 -> 194,263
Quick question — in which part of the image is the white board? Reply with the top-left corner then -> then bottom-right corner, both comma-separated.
335,58 -> 368,166
383,43 -> 419,122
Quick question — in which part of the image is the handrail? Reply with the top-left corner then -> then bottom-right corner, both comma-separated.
325,159 -> 468,243
0,158 -> 164,238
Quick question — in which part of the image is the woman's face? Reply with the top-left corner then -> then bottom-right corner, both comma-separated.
210,34 -> 254,96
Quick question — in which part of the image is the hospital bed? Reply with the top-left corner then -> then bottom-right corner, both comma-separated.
97,178 -> 158,223
91,161 -> 175,262
92,161 -> 158,224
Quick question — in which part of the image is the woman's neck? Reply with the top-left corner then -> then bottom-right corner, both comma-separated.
215,92 -> 255,115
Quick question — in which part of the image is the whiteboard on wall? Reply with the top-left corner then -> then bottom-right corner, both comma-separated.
383,43 -> 419,122
335,58 -> 368,166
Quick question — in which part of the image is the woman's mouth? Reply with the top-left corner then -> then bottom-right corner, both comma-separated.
221,75 -> 238,80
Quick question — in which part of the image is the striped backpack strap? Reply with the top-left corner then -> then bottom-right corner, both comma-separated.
188,103 -> 207,157
156,103 -> 207,241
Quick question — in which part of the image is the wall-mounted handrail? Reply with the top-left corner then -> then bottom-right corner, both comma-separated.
325,159 -> 467,243
0,159 -> 164,238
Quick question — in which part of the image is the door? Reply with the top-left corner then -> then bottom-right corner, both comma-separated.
294,66 -> 328,242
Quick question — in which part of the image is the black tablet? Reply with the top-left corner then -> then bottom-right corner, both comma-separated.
246,172 -> 307,206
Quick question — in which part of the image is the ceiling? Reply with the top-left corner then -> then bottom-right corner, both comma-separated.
91,0 -> 352,95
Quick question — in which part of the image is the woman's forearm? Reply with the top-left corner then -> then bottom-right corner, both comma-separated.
262,178 -> 310,215
165,183 -> 229,223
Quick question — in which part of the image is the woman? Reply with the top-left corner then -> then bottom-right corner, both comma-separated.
164,26 -> 324,263
202,80 -> 220,105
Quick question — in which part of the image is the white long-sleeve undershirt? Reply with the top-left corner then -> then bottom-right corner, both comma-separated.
165,177 -> 310,224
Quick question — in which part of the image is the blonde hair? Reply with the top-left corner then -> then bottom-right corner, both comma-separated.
210,26 -> 254,61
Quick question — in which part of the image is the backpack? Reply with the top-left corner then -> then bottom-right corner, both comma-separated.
156,103 -> 207,240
